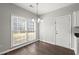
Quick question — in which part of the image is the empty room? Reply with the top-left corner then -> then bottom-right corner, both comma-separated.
1,3 -> 79,55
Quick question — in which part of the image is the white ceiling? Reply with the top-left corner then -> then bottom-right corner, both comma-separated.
14,3 -> 72,15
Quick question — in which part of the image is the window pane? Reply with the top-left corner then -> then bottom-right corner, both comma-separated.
11,16 -> 27,47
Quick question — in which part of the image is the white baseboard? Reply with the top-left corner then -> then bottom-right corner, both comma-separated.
0,40 -> 38,55
39,39 -> 74,50
39,40 -> 55,45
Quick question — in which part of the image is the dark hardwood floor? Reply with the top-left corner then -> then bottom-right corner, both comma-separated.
5,41 -> 75,55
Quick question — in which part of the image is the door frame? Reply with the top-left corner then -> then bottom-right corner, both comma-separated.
55,14 -> 72,49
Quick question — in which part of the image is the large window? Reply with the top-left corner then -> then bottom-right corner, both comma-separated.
11,16 -> 36,47
27,19 -> 36,41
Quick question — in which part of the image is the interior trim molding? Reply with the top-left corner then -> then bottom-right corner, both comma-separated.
0,40 -> 38,55
39,40 -> 55,45
39,39 -> 74,50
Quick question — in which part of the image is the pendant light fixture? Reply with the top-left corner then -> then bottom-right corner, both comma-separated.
36,3 -> 40,23
32,3 -> 43,23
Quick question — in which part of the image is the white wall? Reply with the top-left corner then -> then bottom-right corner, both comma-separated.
40,15 -> 56,44
39,3 -> 79,50
0,3 -> 37,53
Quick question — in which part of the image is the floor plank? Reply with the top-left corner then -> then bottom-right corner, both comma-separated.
5,41 -> 75,55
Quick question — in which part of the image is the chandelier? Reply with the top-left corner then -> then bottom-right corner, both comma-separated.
32,3 -> 43,23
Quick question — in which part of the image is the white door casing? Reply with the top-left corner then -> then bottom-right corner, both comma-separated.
55,14 -> 71,49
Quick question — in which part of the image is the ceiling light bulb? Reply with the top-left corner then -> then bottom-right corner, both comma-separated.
32,18 -> 35,22
38,18 -> 40,23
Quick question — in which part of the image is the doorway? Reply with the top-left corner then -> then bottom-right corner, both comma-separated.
55,14 -> 71,48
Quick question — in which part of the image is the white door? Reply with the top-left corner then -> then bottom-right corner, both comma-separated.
55,15 -> 71,48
